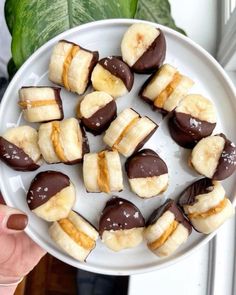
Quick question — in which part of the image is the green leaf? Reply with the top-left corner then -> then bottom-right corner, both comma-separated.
7,58 -> 18,80
135,0 -> 186,35
4,0 -> 20,34
8,0 -> 138,68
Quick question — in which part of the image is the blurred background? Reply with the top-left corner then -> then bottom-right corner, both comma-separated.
0,0 -> 236,294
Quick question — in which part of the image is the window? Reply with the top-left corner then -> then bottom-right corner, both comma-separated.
217,0 -> 236,70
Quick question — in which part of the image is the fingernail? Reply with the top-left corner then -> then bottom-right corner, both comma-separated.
7,214 -> 28,231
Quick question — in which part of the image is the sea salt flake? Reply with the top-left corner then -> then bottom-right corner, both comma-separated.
134,212 -> 139,218
190,118 -> 201,128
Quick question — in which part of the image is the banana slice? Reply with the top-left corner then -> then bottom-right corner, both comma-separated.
38,117 -> 89,164
178,178 -> 235,234
49,210 -> 99,262
0,126 -> 42,171
144,199 -> 192,257
78,91 -> 117,135
18,86 -> 63,123
125,149 -> 168,198
27,171 -> 76,222
121,23 -> 166,74
99,196 -> 145,251
91,56 -> 134,98
103,108 -> 158,157
169,94 -> 216,148
190,134 -> 236,180
83,150 -> 123,193
49,40 -> 99,94
140,64 -> 194,114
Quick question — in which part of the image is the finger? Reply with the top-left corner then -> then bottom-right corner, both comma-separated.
0,205 -> 28,234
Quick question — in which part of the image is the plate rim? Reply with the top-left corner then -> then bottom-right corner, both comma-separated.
0,18 -> 236,275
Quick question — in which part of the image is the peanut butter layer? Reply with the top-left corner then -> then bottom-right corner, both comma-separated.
59,218 -> 95,250
51,122 -> 67,162
188,198 -> 228,219
113,117 -> 140,149
62,45 -> 80,90
154,72 -> 182,108
19,99 -> 57,109
149,220 -> 178,250
97,151 -> 110,193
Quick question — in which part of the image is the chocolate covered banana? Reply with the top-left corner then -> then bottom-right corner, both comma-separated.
121,23 -> 166,74
140,64 -> 194,114
103,108 -> 158,157
78,91 -> 117,135
0,126 -> 42,171
99,197 -> 145,251
49,40 -> 98,94
125,149 -> 168,198
178,178 -> 235,234
190,134 -> 236,180
49,211 -> 99,262
169,94 -> 217,148
18,86 -> 63,123
83,150 -> 123,193
91,56 -> 134,98
145,199 -> 192,257
38,118 -> 89,164
27,171 -> 76,222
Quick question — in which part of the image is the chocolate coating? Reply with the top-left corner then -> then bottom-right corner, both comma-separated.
99,56 -> 134,91
27,171 -> 70,210
178,178 -> 213,207
82,100 -> 117,135
169,112 -> 216,149
133,120 -> 158,153
0,137 -> 39,171
125,149 -> 167,179
213,134 -> 236,180
132,29 -> 166,74
99,196 -> 145,235
146,199 -> 192,233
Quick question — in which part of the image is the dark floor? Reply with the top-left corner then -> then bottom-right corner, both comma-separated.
14,254 -> 129,295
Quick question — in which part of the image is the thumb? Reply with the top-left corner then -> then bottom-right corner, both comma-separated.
0,204 -> 28,234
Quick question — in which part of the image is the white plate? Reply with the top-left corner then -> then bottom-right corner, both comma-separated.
0,19 -> 236,276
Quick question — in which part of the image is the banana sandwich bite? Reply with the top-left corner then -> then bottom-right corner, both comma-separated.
38,118 -> 89,164
18,86 -> 63,123
144,199 -> 192,257
99,197 -> 145,251
190,134 -> 236,180
125,149 -> 168,198
0,126 -> 42,171
83,150 -> 123,193
78,91 -> 117,135
140,64 -> 194,115
178,178 -> 235,234
27,171 -> 76,222
49,40 -> 98,94
121,23 -> 166,74
169,94 -> 217,148
91,56 -> 134,98
49,211 -> 99,262
103,108 -> 158,157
